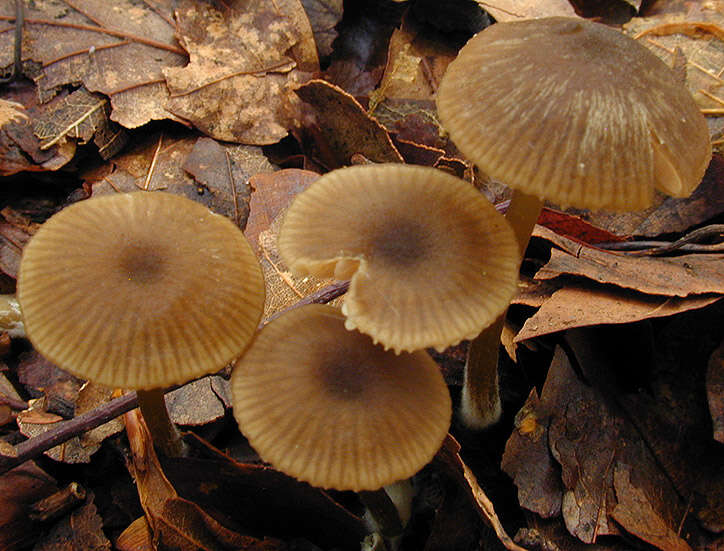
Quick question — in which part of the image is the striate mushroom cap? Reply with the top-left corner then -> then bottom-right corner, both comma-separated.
18,192 -> 265,390
278,163 -> 519,353
436,16 -> 711,211
231,304 -> 452,491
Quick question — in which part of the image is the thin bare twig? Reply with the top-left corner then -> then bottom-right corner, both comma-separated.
598,224 -> 724,256
0,16 -> 185,55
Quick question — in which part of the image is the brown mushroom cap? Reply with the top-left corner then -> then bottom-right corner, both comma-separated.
231,304 -> 452,491
278,163 -> 519,353
18,192 -> 265,389
436,17 -> 711,211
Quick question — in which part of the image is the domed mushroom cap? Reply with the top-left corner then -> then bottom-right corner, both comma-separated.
436,17 -> 711,211
231,304 -> 452,491
18,192 -> 265,389
278,164 -> 519,353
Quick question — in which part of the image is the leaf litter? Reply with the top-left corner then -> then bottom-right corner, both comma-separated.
0,1 -> 724,550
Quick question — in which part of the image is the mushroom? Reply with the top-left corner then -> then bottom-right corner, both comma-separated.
231,304 -> 451,534
436,16 -> 712,428
17,192 -> 265,456
277,163 -> 520,354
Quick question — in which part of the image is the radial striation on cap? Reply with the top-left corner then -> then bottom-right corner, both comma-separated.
18,192 -> 265,389
278,163 -> 519,353
232,304 -> 452,491
436,17 -> 711,211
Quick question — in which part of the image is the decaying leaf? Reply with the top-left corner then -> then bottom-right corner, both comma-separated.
545,350 -> 620,542
0,0 -> 187,128
165,376 -> 230,427
433,435 -> 527,551
160,434 -> 368,549
515,283 -> 721,342
89,130 -> 272,227
124,409 -> 287,551
245,169 -> 340,317
164,0 -> 318,145
301,0 -> 344,58
540,346 -> 695,548
624,7 -> 724,115
501,389 -> 563,519
33,493 -> 112,551
0,216 -> 32,279
475,0 -> 576,22
17,398 -> 115,465
33,87 -> 127,159
534,226 -> 724,298
612,464 -> 692,551
294,79 -> 403,168
182,137 -> 265,228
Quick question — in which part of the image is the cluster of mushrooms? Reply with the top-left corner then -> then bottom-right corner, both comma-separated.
14,15 -> 711,543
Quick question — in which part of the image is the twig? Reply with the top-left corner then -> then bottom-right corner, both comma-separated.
0,16 -> 185,55
597,224 -> 724,256
0,394 -> 28,410
0,392 -> 138,475
0,280 -> 350,475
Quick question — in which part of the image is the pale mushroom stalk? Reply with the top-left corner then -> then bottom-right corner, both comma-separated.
136,388 -> 187,457
461,191 -> 543,427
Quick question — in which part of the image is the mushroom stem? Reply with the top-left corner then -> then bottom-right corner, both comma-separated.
505,190 -> 545,258
136,388 -> 187,457
461,190 -> 543,429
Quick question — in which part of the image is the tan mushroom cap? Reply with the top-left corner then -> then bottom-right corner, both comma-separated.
278,164 -> 519,353
231,304 -> 452,491
17,192 -> 265,390
436,17 -> 712,211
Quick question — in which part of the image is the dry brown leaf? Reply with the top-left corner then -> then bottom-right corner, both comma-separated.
245,168 -> 319,249
369,18 -> 456,110
433,435 -> 527,551
161,434 -> 368,549
515,283 -> 721,342
294,79 -> 403,168
0,0 -> 187,128
0,216 -> 31,279
366,16 -> 458,161
612,465 -> 692,551
164,0 -> 317,145
165,376 -> 230,427
565,321 -> 724,547
90,130 -> 273,228
34,494 -> 112,551
625,8 -> 724,112
475,0 -> 576,22
182,137 -> 263,228
543,345 -> 694,549
534,226 -> 724,297
544,350 -> 620,542
115,517 -> 154,551
124,410 -> 283,551
301,0 -> 344,58
33,87 -> 127,159
501,388 -> 564,519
